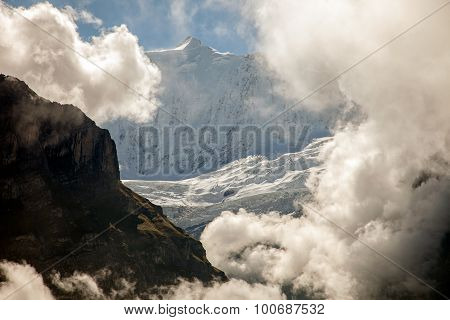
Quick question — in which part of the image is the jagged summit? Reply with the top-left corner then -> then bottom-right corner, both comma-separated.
176,36 -> 202,50
173,36 -> 202,50
148,36 -> 231,55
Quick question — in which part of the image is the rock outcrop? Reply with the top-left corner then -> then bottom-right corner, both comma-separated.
0,75 -> 224,299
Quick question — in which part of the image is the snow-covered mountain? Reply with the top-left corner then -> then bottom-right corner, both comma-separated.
105,37 -> 359,180
124,137 -> 330,238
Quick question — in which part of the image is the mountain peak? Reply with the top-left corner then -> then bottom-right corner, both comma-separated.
176,36 -> 202,50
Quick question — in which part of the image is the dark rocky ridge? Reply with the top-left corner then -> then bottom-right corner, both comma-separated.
0,75 -> 225,298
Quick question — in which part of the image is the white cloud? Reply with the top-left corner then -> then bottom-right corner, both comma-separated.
0,261 -> 137,300
51,271 -> 104,299
0,259 -> 282,300
156,278 -> 284,299
0,261 -> 54,300
199,0 -> 450,299
63,6 -> 103,27
202,187 -> 449,299
0,2 -> 161,123
212,23 -> 229,37
169,0 -> 198,38
50,269 -> 136,299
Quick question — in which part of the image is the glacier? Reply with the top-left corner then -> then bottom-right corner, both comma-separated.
123,137 -> 330,238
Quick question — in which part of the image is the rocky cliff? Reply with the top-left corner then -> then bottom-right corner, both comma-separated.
0,75 -> 224,299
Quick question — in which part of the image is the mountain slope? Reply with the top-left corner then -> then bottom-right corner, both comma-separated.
105,37 -> 360,180
0,75 -> 224,299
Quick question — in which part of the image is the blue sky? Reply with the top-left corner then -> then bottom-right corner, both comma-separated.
7,0 -> 253,55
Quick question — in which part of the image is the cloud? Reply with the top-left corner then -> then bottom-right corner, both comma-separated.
155,278 -> 284,299
0,261 -> 54,300
50,269 -> 136,299
202,187 -> 449,299
0,260 -> 138,300
201,210 -> 350,298
198,0 -> 450,299
51,271 -> 104,299
0,260 -> 281,300
169,0 -> 198,38
212,23 -> 229,37
0,2 -> 160,123
0,259 -> 282,300
63,6 -> 103,27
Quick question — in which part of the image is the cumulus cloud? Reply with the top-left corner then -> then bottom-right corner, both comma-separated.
202,199 -> 449,299
0,261 -> 54,300
156,278 -> 284,300
0,2 -> 160,123
202,210 -> 301,285
198,0 -> 450,299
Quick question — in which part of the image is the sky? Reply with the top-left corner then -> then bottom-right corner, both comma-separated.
6,0 -> 252,54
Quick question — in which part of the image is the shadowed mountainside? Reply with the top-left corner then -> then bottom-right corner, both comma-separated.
0,75 -> 224,299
